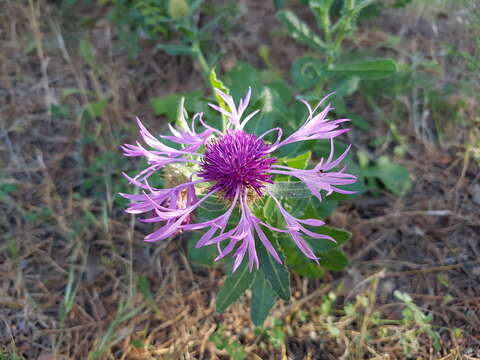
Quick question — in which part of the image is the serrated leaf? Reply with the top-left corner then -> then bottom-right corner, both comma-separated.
258,238 -> 291,302
209,67 -> 231,113
327,59 -> 398,79
216,261 -> 256,313
277,10 -> 328,52
251,272 -> 277,326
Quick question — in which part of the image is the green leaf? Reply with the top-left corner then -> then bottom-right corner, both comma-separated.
279,225 -> 351,276
354,0 -> 376,12
331,76 -> 360,97
216,261 -> 256,313
309,199 -> 338,218
328,59 -> 398,79
349,114 -> 370,131
320,249 -> 349,270
291,56 -> 323,90
307,226 -> 351,253
50,104 -> 70,118
292,260 -> 325,278
187,232 -> 218,267
156,44 -> 196,56
285,151 -> 311,170
277,10 -> 328,52
273,0 -> 285,10
224,62 -> 261,100
258,238 -> 291,301
137,275 -> 154,303
209,67 -> 231,114
83,99 -> 108,118
79,38 -> 95,67
262,197 -> 278,223
62,87 -> 85,98
281,242 -> 324,278
260,70 -> 284,84
251,272 -> 277,326
362,156 -> 412,196
150,91 -> 202,120
267,81 -> 292,105
249,86 -> 279,136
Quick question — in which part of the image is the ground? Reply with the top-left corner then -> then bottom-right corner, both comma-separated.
0,0 -> 479,359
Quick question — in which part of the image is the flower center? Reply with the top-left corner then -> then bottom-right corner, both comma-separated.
199,130 -> 276,199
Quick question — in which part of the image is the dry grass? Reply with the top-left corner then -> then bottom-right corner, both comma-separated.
0,0 -> 479,359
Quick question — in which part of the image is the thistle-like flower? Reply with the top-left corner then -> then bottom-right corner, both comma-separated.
121,89 -> 356,271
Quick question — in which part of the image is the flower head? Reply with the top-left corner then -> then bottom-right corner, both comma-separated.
199,130 -> 276,199
121,88 -> 356,271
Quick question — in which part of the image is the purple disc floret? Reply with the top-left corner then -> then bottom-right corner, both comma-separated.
199,130 -> 276,200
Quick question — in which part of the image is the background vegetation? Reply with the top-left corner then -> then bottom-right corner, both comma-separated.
0,0 -> 479,358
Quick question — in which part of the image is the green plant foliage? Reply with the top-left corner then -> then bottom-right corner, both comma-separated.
223,62 -> 262,100
282,242 -> 325,278
137,275 -> 161,313
277,10 -> 328,53
216,261 -> 256,313
319,249 -> 349,270
83,99 -> 109,119
251,272 -> 277,326
155,44 -> 197,56
327,59 -> 398,79
361,155 -> 412,196
79,38 -> 96,67
279,225 -> 352,278
291,56 -> 323,90
210,325 -> 247,360
150,68 -> 361,323
394,291 -> 441,355
257,238 -> 291,302
187,231 -> 219,267
150,91 -> 203,120
308,226 -> 352,252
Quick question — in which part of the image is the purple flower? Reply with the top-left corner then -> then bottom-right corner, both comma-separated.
121,89 -> 357,271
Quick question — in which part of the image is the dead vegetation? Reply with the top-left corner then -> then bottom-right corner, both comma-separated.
0,0 -> 479,359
